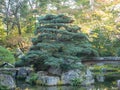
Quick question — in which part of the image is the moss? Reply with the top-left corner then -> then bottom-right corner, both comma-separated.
57,80 -> 63,85
36,80 -> 45,86
70,78 -> 83,86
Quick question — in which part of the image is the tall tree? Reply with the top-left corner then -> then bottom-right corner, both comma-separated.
15,14 -> 98,71
0,0 -> 28,35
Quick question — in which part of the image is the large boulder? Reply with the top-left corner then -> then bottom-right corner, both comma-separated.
26,71 -> 60,86
48,66 -> 62,76
0,74 -> 16,89
36,76 -> 60,86
0,68 -> 16,77
26,69 -> 94,86
61,69 -> 83,85
117,80 -> 120,90
16,67 -> 32,79
36,71 -> 60,86
37,71 -> 48,76
81,69 -> 95,86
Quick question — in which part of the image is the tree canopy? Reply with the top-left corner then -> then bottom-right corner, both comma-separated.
15,14 -> 98,71
0,0 -> 120,59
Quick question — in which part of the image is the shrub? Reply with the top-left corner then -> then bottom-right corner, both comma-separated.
0,46 -> 15,64
26,73 -> 38,85
70,78 -> 83,86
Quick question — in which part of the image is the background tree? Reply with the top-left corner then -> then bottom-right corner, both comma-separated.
0,19 -> 6,45
0,0 -> 34,51
1,0 -> 120,57
15,14 -> 98,71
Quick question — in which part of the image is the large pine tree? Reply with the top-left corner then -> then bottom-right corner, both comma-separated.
16,14 -> 98,71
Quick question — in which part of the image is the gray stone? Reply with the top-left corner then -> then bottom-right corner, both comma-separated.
61,69 -> 82,85
37,75 -> 60,86
0,68 -> 16,77
81,69 -> 95,86
48,66 -> 62,76
16,48 -> 24,58
117,80 -> 120,90
35,71 -> 60,86
17,67 -> 29,79
37,71 -> 48,76
29,69 -> 94,86
96,75 -> 104,82
0,74 -> 16,89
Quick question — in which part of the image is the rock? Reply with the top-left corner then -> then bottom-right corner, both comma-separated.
36,76 -> 60,86
48,66 -> 62,76
0,68 -> 16,78
16,67 -> 29,79
15,48 -> 24,59
61,69 -> 82,85
0,74 -> 16,89
81,69 -> 94,86
0,62 -> 14,68
35,71 -> 60,86
37,71 -> 48,76
117,80 -> 120,90
26,71 -> 47,85
96,75 -> 104,82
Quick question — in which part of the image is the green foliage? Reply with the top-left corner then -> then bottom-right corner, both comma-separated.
0,84 -> 9,90
26,73 -> 38,85
1,0 -> 120,57
0,46 -> 15,64
15,14 -> 98,71
70,78 -> 83,86
90,26 -> 117,56
91,64 -> 120,76
117,48 -> 120,56
0,19 -> 6,45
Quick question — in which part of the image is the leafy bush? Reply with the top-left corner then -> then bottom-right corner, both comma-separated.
0,46 -> 15,64
70,78 -> 83,86
26,73 -> 38,85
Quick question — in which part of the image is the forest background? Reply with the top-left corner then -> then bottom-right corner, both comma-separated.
1,0 -> 120,57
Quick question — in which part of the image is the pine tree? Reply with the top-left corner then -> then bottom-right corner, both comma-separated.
15,14 -> 98,71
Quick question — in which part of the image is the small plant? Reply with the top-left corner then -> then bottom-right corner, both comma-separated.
26,73 -> 38,85
70,78 -> 83,86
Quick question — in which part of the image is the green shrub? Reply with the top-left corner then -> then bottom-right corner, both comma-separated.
0,84 -> 9,90
70,78 -> 83,86
0,46 -> 15,64
26,73 -> 38,85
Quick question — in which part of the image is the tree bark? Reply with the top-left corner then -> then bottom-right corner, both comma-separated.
90,0 -> 94,10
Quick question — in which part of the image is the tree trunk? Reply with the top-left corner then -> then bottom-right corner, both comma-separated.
90,0 -> 94,10
15,15 -> 21,35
